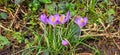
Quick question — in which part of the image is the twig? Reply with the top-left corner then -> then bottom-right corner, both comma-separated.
9,5 -> 20,28
11,46 -> 38,55
0,9 -> 7,12
99,18 -> 120,50
0,24 -> 13,32
80,32 -> 119,38
81,29 -> 104,32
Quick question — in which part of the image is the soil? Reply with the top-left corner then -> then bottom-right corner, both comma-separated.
0,37 -> 120,55
76,37 -> 120,55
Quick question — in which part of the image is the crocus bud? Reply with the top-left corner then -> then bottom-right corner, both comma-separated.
62,40 -> 68,46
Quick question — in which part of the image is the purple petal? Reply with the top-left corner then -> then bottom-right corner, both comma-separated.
48,15 -> 55,26
79,17 -> 83,21
83,17 -> 88,24
75,17 -> 87,28
48,14 -> 59,26
66,11 -> 70,21
48,15 -> 53,21
39,14 -> 48,24
54,14 -> 59,20
62,40 -> 68,46
75,18 -> 80,26
79,18 -> 86,27
54,14 -> 60,25
59,14 -> 66,24
79,21 -> 86,27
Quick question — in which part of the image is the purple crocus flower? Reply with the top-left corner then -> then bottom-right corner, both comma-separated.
66,11 -> 70,21
47,14 -> 59,26
75,17 -> 88,28
39,14 -> 48,24
62,40 -> 68,46
58,11 -> 70,24
39,11 -> 70,26
58,14 -> 66,24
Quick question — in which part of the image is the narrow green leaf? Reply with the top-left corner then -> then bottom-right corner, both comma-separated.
71,23 -> 81,38
0,12 -> 8,19
39,0 -> 51,3
15,0 -> 25,5
109,9 -> 115,15
0,35 -> 10,49
43,51 -> 49,55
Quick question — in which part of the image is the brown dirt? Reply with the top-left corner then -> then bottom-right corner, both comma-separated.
0,37 -> 120,55
76,37 -> 120,55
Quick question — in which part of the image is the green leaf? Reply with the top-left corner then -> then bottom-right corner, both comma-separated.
0,35 -> 10,44
58,2 -> 66,10
104,0 -> 108,3
0,35 -> 10,49
43,50 -> 49,55
45,2 -> 56,14
89,0 -> 97,9
99,4 -> 105,8
0,12 -> 8,19
65,3 -> 76,16
13,32 -> 24,43
39,0 -> 51,3
109,9 -> 115,15
107,16 -> 114,24
71,23 -> 81,38
15,0 -> 25,5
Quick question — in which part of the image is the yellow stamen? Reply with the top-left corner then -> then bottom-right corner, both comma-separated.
80,19 -> 84,22
60,16 -> 64,23
51,17 -> 55,22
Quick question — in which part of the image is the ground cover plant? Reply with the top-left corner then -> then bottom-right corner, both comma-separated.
0,0 -> 120,55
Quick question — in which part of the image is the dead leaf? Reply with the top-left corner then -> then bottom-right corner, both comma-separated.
77,53 -> 93,55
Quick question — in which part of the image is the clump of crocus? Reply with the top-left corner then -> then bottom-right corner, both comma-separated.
75,17 -> 88,28
39,11 -> 70,26
62,40 -> 69,46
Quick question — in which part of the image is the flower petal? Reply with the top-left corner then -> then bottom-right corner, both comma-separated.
75,18 -> 80,25
62,40 -> 68,46
54,14 -> 59,20
75,17 -> 87,28
66,11 -> 70,21
59,14 -> 66,24
39,14 -> 48,24
48,15 -> 55,26
48,14 -> 59,26
83,17 -> 88,24
79,21 -> 86,27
